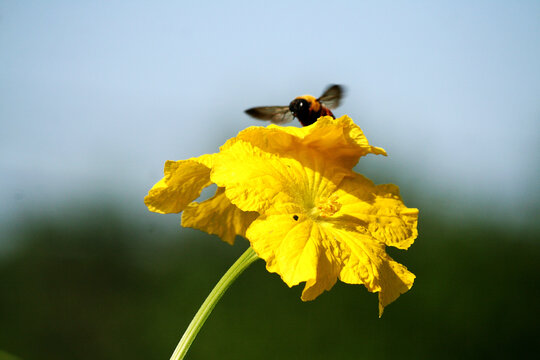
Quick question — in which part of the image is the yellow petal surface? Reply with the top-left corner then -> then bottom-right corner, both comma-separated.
182,187 -> 258,245
335,227 -> 415,316
213,141 -> 326,212
212,141 -> 297,213
336,174 -> 418,249
299,225 -> 341,301
291,115 -> 387,168
232,115 -> 386,169
247,212 -> 414,312
247,214 -> 339,293
212,140 -> 351,214
144,155 -> 213,214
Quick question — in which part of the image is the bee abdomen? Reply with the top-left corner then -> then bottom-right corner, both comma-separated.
320,106 -> 334,118
298,105 -> 334,126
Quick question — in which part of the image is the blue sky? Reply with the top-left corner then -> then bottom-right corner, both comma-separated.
1,0 -> 539,229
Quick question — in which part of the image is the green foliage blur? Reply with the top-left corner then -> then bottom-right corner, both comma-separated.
0,204 -> 538,359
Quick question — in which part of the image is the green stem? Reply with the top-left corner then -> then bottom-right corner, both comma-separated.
170,246 -> 260,360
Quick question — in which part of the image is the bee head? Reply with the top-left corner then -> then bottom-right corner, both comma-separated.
289,98 -> 310,118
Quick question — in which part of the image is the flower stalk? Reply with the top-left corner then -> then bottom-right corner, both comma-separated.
170,247 -> 260,360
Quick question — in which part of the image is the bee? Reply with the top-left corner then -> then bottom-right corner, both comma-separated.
245,84 -> 344,126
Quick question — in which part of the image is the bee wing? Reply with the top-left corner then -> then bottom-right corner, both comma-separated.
244,106 -> 294,124
318,84 -> 344,109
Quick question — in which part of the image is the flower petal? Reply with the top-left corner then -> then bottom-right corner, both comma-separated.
246,214 -> 320,287
182,187 -> 258,245
211,141 -> 296,213
232,115 -> 386,169
334,228 -> 415,316
376,259 -> 416,317
246,214 -> 343,301
336,174 -> 418,249
299,226 -> 341,301
296,115 -> 387,168
144,155 -> 213,214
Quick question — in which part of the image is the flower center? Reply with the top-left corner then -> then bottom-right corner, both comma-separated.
312,194 -> 342,219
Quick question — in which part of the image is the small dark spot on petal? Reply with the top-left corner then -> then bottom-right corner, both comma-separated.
293,215 -> 299,221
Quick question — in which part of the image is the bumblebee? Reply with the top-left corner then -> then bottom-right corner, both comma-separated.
245,84 -> 344,126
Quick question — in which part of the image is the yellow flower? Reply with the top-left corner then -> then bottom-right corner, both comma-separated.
211,139 -> 418,316
145,115 -> 418,314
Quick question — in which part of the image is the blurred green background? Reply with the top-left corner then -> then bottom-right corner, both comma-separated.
1,204 -> 538,359
1,1 -> 539,359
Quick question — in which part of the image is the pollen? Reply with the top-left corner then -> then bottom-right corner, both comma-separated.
313,194 -> 342,219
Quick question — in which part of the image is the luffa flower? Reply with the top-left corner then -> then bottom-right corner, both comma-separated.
145,115 -> 418,315
211,137 -> 417,316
